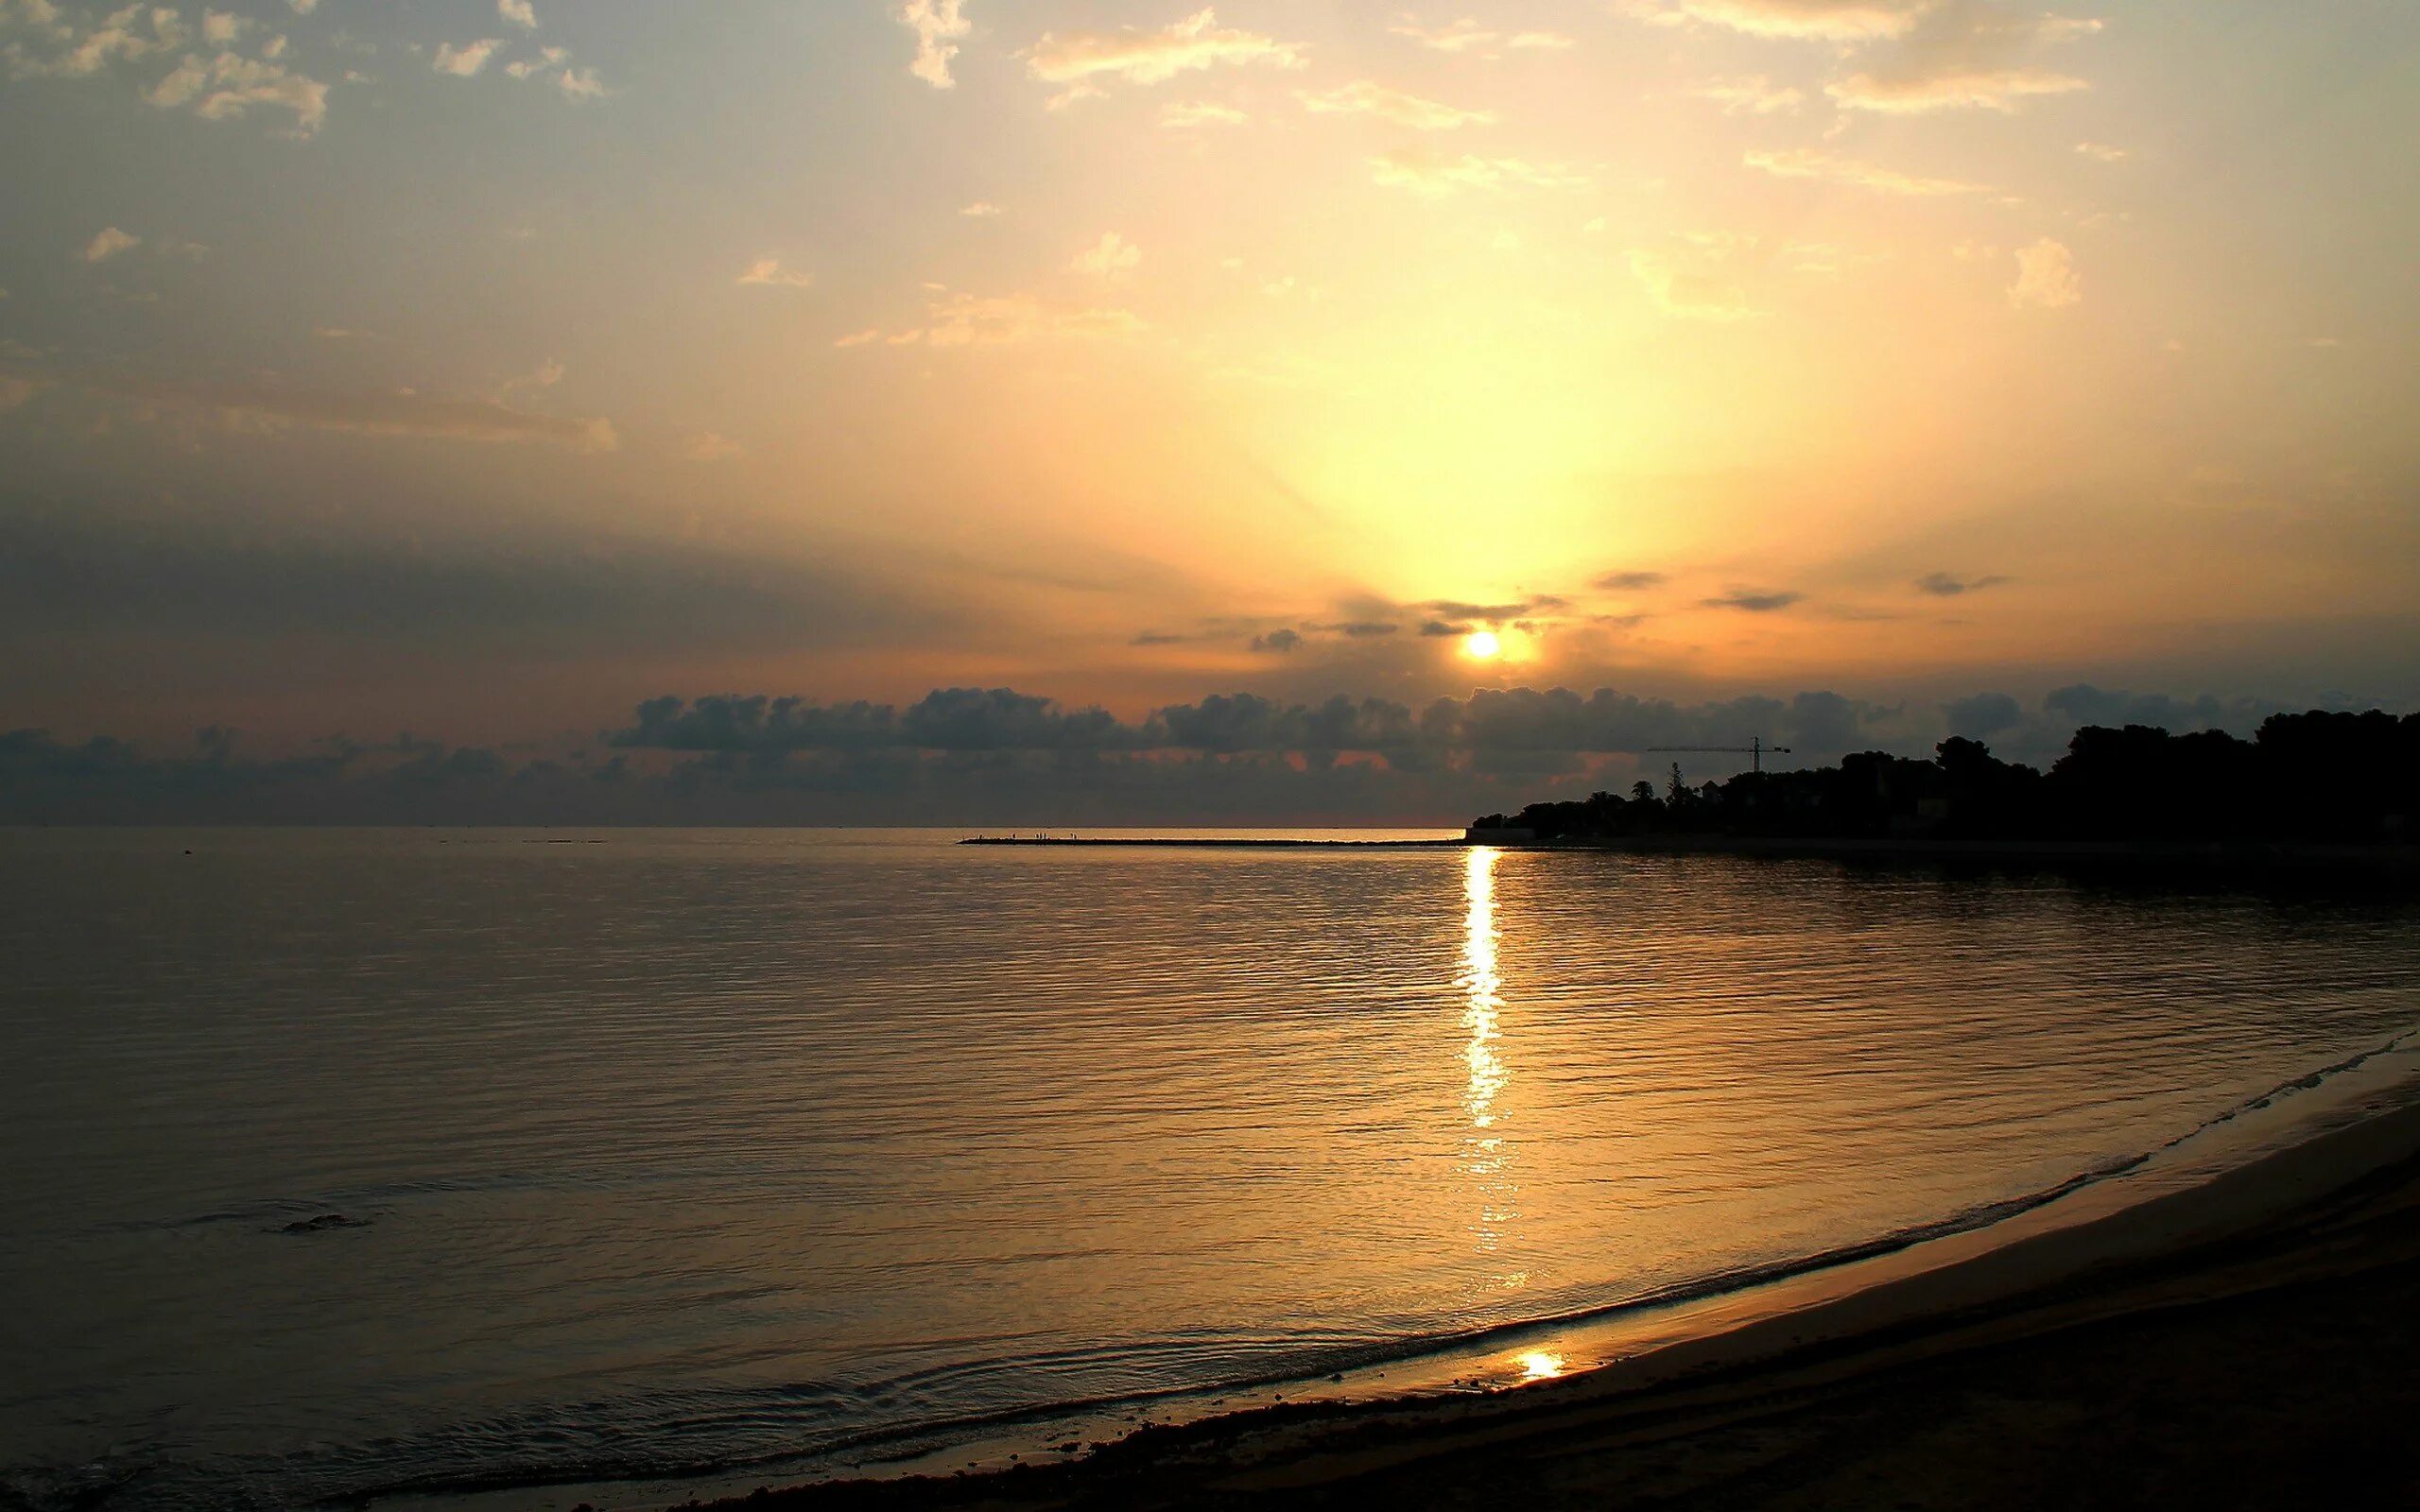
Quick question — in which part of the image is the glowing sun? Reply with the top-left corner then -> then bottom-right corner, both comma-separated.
1462,629 -> 1502,661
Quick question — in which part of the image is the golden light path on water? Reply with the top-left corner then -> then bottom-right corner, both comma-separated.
1459,847 -> 1523,1287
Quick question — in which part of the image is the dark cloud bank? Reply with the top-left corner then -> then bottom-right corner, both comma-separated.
3,684 -> 2389,827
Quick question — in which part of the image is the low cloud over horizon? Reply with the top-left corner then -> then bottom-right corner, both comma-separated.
6,681 -> 2394,828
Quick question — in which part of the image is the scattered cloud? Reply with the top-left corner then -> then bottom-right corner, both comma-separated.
504,45 -> 603,99
1071,232 -> 1141,278
1703,589 -> 1804,611
899,0 -> 970,89
959,201 -> 1004,217
1916,572 -> 2012,596
1828,65 -> 2085,112
684,431 -> 743,463
1024,8 -> 1305,107
1389,17 -> 1574,58
1160,99 -> 1246,128
1827,5 -> 2100,114
2075,140 -> 2127,162
82,226 -> 140,263
1681,75 -> 1804,113
1299,79 -> 1493,130
737,257 -> 814,289
839,290 -> 1148,350
1250,627 -> 1304,653
1371,146 -> 1587,194
1744,147 -> 1985,197
499,0 -> 537,31
1615,0 -> 1929,42
52,370 -> 619,451
2009,237 -> 2080,309
1595,571 -> 1668,592
1629,237 -> 1758,320
434,38 -> 505,77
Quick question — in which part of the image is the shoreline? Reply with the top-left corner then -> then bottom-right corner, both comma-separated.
653,1070 -> 2420,1511
961,833 -> 2420,870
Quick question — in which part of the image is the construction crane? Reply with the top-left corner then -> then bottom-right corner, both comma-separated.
1645,737 -> 1794,776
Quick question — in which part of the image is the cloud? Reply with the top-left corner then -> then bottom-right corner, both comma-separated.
0,375 -> 44,412
1826,5 -> 2100,114
899,0 -> 970,89
684,432 -> 743,463
1160,99 -> 1245,128
1629,241 -> 1756,321
1916,571 -> 2012,596
1944,691 -> 2023,738
1251,627 -> 1304,653
960,201 -> 1004,216
504,45 -> 604,99
23,685 -> 2377,827
1616,0 -> 1929,41
1703,589 -> 1804,611
2075,141 -> 2127,162
1744,147 -> 1985,197
1388,16 -> 1576,59
82,226 -> 140,263
1828,66 -> 2085,112
1299,79 -> 1493,130
1371,146 -> 1587,194
1071,232 -> 1141,278
1595,571 -> 1668,592
1024,8 -> 1305,100
201,9 -> 248,46
2009,237 -> 2080,309
51,370 -> 619,451
737,257 -> 814,289
499,0 -> 537,30
434,39 -> 505,77
842,290 -> 1148,350
1313,621 -> 1401,638
1681,75 -> 1804,113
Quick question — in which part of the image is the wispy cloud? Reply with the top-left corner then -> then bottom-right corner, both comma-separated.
1744,147 -> 1985,197
1704,588 -> 1805,611
1071,232 -> 1141,278
736,257 -> 814,289
1616,0 -> 1928,42
1300,80 -> 1492,130
1024,8 -> 1305,108
1389,17 -> 1574,57
1161,100 -> 1246,128
1681,75 -> 1804,114
1371,146 -> 1587,194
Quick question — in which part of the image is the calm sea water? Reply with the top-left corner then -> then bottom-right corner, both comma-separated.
3,828 -> 2417,1511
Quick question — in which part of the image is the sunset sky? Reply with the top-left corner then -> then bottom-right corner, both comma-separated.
3,0 -> 2415,816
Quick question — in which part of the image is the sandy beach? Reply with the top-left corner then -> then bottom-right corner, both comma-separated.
691,1089 -> 2420,1512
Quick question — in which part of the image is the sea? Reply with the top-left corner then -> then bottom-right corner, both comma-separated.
4,827 -> 2417,1511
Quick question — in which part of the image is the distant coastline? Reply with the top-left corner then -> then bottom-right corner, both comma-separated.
962,833 -> 2420,871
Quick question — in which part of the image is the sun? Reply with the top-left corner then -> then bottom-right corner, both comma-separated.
1462,629 -> 1502,661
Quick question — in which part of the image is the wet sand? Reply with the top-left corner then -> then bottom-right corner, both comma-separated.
690,1091 -> 2420,1512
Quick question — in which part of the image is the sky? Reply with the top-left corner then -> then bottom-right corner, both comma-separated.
3,0 -> 2416,821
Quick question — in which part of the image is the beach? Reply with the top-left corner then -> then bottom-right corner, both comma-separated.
701,1087 -> 2420,1511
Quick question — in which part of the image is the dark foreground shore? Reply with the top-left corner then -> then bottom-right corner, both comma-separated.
694,1093 -> 2420,1512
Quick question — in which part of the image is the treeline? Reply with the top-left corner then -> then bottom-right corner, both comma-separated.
1469,711 -> 2419,846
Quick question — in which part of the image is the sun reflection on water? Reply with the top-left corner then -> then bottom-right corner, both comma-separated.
1458,848 -> 1519,1269
1517,1349 -> 1568,1383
